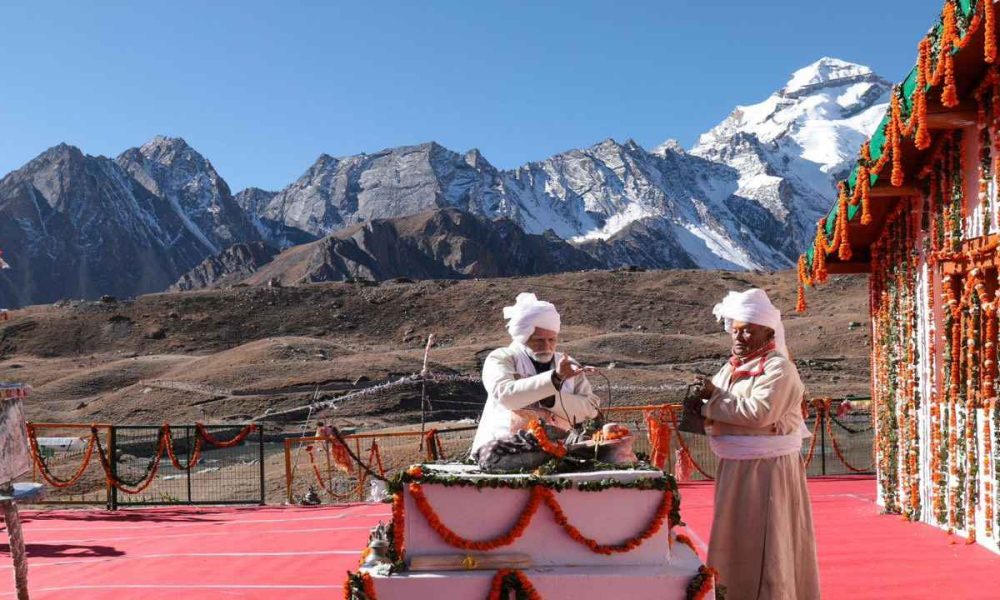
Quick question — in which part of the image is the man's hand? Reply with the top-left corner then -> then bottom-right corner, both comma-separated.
692,375 -> 717,400
553,355 -> 591,387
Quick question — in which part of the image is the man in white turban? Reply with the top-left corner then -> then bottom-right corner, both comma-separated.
470,293 -> 599,459
685,288 -> 820,600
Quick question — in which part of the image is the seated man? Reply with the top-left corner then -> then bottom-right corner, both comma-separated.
470,292 -> 599,469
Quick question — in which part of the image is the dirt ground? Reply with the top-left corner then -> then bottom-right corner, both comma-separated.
0,269 -> 871,433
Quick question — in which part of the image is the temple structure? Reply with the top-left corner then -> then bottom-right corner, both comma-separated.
801,0 -> 1000,551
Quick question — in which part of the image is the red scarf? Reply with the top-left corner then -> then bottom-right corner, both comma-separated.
728,341 -> 776,382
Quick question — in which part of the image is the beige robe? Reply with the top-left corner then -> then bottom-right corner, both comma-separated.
700,351 -> 821,600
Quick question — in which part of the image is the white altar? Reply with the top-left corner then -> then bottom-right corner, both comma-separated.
356,464 -> 715,600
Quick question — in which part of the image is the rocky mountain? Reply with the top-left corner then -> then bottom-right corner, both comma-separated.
0,58 -> 890,306
172,241 -> 280,291
228,208 -> 602,287
0,139 -> 257,307
243,58 -> 889,271
117,136 -> 258,255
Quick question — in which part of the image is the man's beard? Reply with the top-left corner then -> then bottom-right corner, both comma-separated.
524,347 -> 554,364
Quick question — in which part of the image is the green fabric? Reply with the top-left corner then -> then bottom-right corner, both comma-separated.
813,1 -> 981,259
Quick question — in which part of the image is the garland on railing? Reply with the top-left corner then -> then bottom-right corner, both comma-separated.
305,445 -> 366,500
25,424 -> 97,488
93,425 -> 166,494
644,406 -> 673,470
825,407 -> 876,474
26,422 -> 258,494
667,409 -> 715,480
195,423 -> 257,448
423,429 -> 445,461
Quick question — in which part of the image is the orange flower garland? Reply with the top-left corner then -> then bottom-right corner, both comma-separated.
195,422 -> 257,448
542,486 -> 673,555
487,569 -> 542,600
408,480 -> 673,555
689,565 -> 719,600
804,0 -> 1000,306
163,425 -> 203,471
409,483 -> 544,551
391,490 -> 406,561
673,532 -> 698,554
527,419 -> 566,458
26,424 -> 97,489
644,406 -> 673,469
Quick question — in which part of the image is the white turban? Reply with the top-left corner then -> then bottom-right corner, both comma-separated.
712,288 -> 787,357
503,292 -> 561,344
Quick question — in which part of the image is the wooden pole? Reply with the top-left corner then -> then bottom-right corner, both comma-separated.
1,487 -> 29,600
284,439 -> 293,504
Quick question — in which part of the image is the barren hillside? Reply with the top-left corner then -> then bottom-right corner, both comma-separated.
0,269 -> 869,431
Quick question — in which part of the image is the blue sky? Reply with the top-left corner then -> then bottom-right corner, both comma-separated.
0,1 -> 943,192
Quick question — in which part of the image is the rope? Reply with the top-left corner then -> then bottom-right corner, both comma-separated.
304,445 -> 365,500
829,412 -> 875,433
826,413 -> 876,473
801,411 -> 824,469
667,409 -> 715,479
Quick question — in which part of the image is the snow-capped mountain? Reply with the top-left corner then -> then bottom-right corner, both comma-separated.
0,58 -> 891,306
246,58 -> 890,270
691,57 -> 891,254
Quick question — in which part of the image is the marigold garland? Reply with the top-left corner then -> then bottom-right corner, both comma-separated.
487,569 -> 542,600
409,482 -> 544,552
26,421 -> 260,495
686,565 -> 719,600
527,419 -> 566,458
542,486 -> 672,554
26,424 -> 98,488
195,422 -> 257,448
644,406 -> 673,469
408,481 -> 673,555
391,491 -> 406,561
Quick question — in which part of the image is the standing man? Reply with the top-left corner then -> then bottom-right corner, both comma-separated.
471,292 -> 599,461
687,288 -> 820,599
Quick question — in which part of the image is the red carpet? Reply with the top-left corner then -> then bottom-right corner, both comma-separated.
0,477 -> 996,599
677,476 -> 999,599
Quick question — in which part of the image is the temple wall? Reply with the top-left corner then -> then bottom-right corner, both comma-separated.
871,117 -> 1000,552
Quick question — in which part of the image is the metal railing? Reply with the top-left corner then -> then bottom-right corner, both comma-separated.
27,423 -> 265,509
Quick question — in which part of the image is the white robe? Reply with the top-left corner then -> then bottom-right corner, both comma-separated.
470,344 -> 599,455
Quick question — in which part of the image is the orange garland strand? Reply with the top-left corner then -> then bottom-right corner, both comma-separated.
527,419 -> 567,458
409,483 -> 544,552
487,569 -> 542,600
408,481 -> 673,555
644,406 -> 673,469
26,425 -> 97,489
